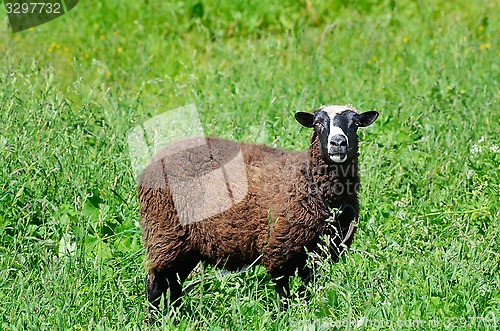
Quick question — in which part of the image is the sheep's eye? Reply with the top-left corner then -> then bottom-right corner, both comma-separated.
315,121 -> 326,129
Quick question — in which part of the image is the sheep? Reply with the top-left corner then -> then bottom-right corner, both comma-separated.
138,104 -> 379,312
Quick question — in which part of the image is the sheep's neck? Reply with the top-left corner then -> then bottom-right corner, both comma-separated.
306,138 -> 359,210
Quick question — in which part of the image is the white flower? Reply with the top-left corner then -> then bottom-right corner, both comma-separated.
470,144 -> 482,154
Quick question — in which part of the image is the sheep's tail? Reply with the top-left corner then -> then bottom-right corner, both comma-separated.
182,254 -> 263,294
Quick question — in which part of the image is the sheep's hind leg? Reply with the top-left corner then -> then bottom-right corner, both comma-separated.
145,262 -> 196,324
145,268 -> 168,324
147,269 -> 168,310
164,261 -> 197,310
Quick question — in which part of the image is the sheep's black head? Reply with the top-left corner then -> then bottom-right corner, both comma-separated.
295,105 -> 378,164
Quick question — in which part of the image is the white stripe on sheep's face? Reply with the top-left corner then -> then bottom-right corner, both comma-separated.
295,105 -> 379,164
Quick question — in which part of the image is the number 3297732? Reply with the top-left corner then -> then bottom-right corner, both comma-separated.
5,2 -> 62,14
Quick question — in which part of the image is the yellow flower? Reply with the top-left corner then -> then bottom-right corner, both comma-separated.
106,72 -> 111,77
113,31 -> 118,36
55,43 -> 60,49
479,25 -> 485,31
64,47 -> 69,52
403,37 -> 408,43
479,44 -> 490,51
99,34 -> 106,40
117,47 -> 123,53
84,53 -> 90,59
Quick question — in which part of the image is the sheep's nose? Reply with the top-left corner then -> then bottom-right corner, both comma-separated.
330,135 -> 348,147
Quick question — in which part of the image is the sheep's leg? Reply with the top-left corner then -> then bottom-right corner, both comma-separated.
275,275 -> 289,298
144,269 -> 170,325
144,262 -> 197,325
147,269 -> 168,311
297,267 -> 313,298
299,267 -> 312,286
274,275 -> 290,309
164,261 -> 197,309
165,272 -> 183,308
146,261 -> 196,312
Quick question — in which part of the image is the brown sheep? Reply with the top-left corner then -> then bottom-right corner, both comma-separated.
138,105 -> 379,312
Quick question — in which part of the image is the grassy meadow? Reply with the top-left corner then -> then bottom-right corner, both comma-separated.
0,0 -> 499,329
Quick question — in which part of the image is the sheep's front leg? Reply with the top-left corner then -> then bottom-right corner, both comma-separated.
275,275 -> 289,298
297,267 -> 313,298
274,275 -> 290,309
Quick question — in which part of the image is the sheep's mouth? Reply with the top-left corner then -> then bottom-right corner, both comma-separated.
328,152 -> 348,163
328,146 -> 348,163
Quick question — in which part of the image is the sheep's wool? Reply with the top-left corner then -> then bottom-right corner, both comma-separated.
322,105 -> 359,116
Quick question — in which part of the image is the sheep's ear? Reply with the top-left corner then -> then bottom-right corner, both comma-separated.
354,111 -> 379,127
295,112 -> 315,128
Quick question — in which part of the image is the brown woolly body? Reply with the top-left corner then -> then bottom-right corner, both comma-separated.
139,133 -> 359,306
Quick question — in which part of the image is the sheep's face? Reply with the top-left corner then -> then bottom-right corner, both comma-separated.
295,105 -> 378,164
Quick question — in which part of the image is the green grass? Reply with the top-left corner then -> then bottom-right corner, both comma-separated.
1,0 -> 499,329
